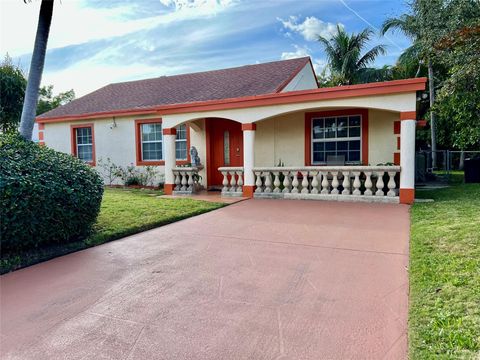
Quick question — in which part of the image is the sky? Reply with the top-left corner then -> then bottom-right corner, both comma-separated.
0,0 -> 412,98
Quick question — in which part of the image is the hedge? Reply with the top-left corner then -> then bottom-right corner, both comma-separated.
0,133 -> 104,253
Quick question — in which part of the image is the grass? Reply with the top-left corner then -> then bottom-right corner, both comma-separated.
409,175 -> 480,359
1,188 -> 224,274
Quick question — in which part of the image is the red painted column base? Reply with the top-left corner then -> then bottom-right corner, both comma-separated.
164,184 -> 174,195
399,188 -> 415,204
242,185 -> 255,198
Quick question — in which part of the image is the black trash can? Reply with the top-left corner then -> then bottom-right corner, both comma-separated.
464,158 -> 480,183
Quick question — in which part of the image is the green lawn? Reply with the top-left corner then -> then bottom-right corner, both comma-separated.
409,179 -> 480,359
1,188 -> 224,273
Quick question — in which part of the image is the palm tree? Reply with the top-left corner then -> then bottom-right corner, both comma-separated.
19,0 -> 54,140
317,25 -> 387,85
381,14 -> 438,168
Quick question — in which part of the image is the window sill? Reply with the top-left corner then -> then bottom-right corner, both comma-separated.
136,160 -> 191,166
137,160 -> 165,166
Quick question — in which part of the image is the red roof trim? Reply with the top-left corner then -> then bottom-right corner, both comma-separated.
37,78 -> 426,124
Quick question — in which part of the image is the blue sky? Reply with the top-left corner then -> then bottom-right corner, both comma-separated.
1,0 -> 412,97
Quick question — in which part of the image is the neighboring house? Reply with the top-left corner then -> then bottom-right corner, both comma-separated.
37,57 -> 426,204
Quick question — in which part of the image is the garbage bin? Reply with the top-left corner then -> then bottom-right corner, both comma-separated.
464,158 -> 480,183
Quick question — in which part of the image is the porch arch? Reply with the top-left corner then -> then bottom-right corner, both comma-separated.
161,91 -> 415,128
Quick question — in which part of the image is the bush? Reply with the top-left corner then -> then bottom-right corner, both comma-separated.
0,133 -> 104,253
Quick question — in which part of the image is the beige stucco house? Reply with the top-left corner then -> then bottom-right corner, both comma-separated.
37,57 -> 426,204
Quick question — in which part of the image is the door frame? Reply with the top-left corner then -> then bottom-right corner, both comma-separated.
205,118 -> 243,188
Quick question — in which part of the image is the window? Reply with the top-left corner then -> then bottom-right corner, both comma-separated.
175,124 -> 187,160
311,114 -> 362,164
71,124 -> 95,165
141,122 -> 163,161
223,130 -> 230,165
135,119 -> 190,165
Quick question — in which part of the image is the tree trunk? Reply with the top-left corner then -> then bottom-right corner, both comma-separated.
19,0 -> 54,140
428,60 -> 437,169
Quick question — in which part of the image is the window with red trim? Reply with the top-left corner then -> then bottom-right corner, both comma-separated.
71,124 -> 95,165
135,119 -> 190,165
175,124 -> 188,160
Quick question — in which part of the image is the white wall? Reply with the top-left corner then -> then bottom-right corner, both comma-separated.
44,114 -> 166,185
43,110 -> 400,185
280,63 -> 318,92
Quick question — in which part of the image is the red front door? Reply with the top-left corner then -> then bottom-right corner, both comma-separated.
207,118 -> 243,187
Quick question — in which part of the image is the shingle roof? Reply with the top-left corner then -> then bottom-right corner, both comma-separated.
38,57 -> 312,119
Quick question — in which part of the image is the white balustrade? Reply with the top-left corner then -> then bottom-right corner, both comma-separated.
172,167 -> 202,194
251,166 -> 401,203
218,167 -> 244,196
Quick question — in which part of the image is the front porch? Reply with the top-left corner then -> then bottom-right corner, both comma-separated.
160,79 -> 424,204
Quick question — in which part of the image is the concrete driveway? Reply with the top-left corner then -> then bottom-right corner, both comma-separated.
1,199 -> 410,359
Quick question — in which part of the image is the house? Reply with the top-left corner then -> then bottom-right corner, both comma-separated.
37,57 -> 426,204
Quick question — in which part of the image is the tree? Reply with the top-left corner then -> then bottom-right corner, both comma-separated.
317,25 -> 387,85
0,54 -> 27,133
381,13 -> 440,167
432,4 -> 480,150
37,85 -> 75,116
19,0 -> 54,141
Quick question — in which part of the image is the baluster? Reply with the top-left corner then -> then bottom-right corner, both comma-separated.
192,171 -> 199,191
221,171 -> 229,193
311,171 -> 319,194
364,171 -> 373,196
352,171 -> 361,195
236,170 -> 243,192
321,171 -> 329,194
181,171 -> 188,191
255,171 -> 263,193
282,171 -> 291,193
301,171 -> 309,193
264,172 -> 272,193
273,171 -> 281,193
187,172 -> 194,192
375,171 -> 385,196
387,171 -> 397,197
291,172 -> 299,193
342,171 -> 350,195
331,171 -> 339,194
174,171 -> 181,191
229,171 -> 237,193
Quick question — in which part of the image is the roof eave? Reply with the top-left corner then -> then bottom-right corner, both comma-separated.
37,77 -> 427,123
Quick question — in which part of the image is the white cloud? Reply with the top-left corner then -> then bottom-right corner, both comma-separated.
278,16 -> 342,41
280,45 -> 327,74
280,45 -> 311,60
0,0 -> 237,57
159,0 -> 235,12
41,57 -> 181,97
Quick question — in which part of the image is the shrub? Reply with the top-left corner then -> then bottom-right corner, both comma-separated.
97,157 -> 121,185
0,133 -> 104,253
116,163 -> 158,187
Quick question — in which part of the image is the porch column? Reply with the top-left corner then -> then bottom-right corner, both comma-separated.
399,113 -> 416,204
163,127 -> 177,195
242,123 -> 256,197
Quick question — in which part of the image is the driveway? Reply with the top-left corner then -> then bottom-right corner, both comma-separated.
1,199 -> 410,359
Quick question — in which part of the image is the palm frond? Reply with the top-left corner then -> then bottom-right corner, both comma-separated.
357,45 -> 387,69
381,15 -> 417,39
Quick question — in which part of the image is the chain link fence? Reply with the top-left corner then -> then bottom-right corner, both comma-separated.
415,150 -> 480,184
